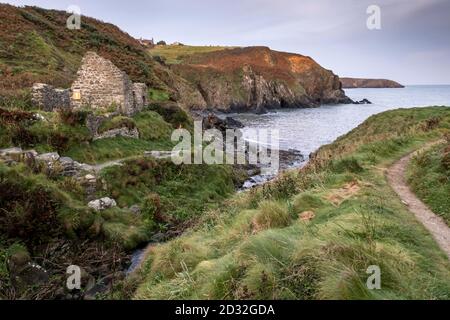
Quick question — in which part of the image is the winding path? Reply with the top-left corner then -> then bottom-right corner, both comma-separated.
386,142 -> 450,259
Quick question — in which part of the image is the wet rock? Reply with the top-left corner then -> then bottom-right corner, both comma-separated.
202,113 -> 244,132
353,98 -> 372,105
151,232 -> 166,243
88,197 -> 117,211
225,117 -> 244,128
12,262 -> 49,291
83,272 -> 125,300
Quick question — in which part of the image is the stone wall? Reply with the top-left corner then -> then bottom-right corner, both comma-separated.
132,83 -> 148,114
31,83 -> 71,111
71,52 -> 135,113
31,52 -> 148,115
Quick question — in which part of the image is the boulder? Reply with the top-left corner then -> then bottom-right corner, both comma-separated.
0,147 -> 23,156
129,205 -> 142,215
36,152 -> 60,163
202,114 -> 244,132
11,262 -> 49,292
84,174 -> 96,181
88,197 -> 117,211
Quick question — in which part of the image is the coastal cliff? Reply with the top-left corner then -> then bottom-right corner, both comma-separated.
169,46 -> 353,113
340,77 -> 404,88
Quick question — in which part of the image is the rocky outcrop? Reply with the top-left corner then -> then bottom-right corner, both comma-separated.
340,78 -> 404,88
171,47 -> 353,113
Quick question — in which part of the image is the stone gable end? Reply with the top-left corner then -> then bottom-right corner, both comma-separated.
32,52 -> 147,115
70,52 -> 147,115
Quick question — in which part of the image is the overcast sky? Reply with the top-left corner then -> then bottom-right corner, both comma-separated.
4,0 -> 450,84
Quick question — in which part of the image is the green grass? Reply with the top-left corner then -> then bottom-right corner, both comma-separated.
407,141 -> 450,226
133,107 -> 450,300
148,89 -> 170,103
0,109 -> 92,153
0,161 -> 150,250
149,45 -> 236,64
65,110 -> 174,164
99,158 -> 237,220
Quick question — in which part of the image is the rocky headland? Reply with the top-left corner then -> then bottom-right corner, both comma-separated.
340,77 -> 404,89
170,46 -> 353,113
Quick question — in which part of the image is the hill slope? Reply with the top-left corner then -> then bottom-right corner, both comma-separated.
341,78 -> 404,89
1,5 -> 353,113
0,4 -> 205,108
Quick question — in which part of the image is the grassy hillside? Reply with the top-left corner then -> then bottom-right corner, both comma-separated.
132,107 -> 450,300
0,4 -> 204,109
149,45 -> 235,64
407,137 -> 450,226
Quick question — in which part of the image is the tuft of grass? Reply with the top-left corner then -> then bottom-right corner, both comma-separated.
98,116 -> 136,134
148,89 -> 170,102
253,201 -> 291,231
407,141 -> 450,225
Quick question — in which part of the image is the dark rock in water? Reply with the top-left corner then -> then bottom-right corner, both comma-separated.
84,271 -> 126,300
225,116 -> 244,128
353,98 -> 372,105
203,113 -> 244,131
279,149 -> 305,169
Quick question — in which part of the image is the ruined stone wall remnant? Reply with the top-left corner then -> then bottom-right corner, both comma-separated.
32,52 -> 148,115
132,83 -> 148,114
31,83 -> 71,111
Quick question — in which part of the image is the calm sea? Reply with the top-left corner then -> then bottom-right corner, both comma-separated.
233,85 -> 450,156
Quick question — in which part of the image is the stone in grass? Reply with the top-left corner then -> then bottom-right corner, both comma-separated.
36,152 -> 60,163
84,174 -> 96,181
129,204 -> 141,215
299,211 -> 316,221
88,197 -> 117,211
0,147 -> 23,156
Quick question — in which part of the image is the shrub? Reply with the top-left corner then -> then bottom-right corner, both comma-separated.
58,109 -> 90,126
142,193 -> 164,228
331,157 -> 364,173
0,107 -> 35,125
98,116 -> 136,134
149,102 -> 192,129
293,193 -> 325,214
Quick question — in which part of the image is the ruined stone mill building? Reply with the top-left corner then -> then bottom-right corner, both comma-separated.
32,52 -> 148,115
